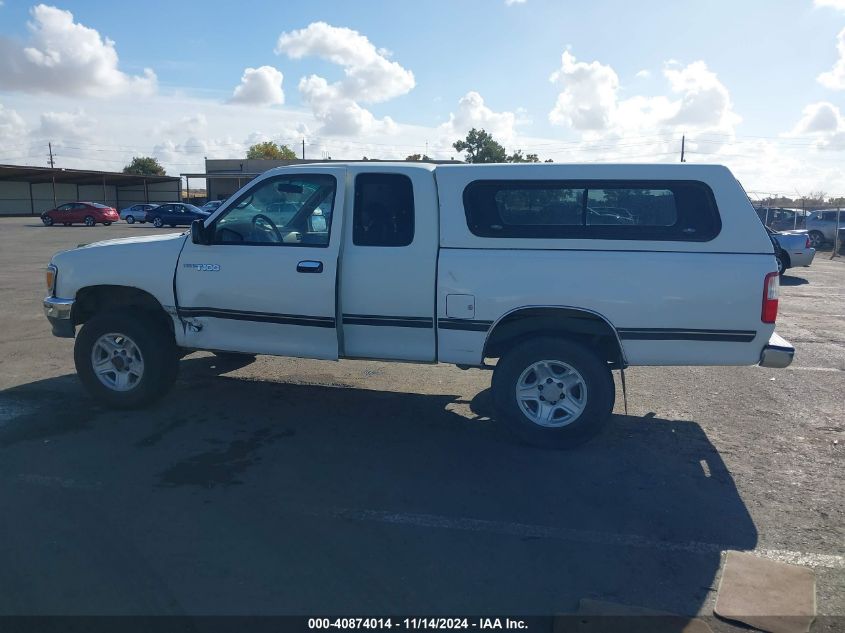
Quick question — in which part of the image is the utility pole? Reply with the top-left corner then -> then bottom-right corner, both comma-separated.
301,138 -> 305,160
48,142 -> 55,168
680,135 -> 686,163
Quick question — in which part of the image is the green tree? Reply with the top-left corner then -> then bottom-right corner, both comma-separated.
452,128 -> 508,163
405,153 -> 432,161
122,156 -> 166,176
246,141 -> 297,160
508,150 -> 540,163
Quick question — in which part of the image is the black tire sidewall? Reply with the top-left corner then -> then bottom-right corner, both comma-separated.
492,338 -> 614,448
84,216 -> 95,226
153,218 -> 163,227
43,216 -> 53,226
74,310 -> 178,409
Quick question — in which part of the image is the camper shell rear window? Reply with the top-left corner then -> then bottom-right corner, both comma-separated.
463,179 -> 721,241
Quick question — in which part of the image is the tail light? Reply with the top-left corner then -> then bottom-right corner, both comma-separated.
762,272 -> 779,323
805,235 -> 811,249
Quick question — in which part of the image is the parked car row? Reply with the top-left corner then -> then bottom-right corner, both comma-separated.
41,201 -> 218,228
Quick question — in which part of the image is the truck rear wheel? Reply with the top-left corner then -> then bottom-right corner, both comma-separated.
492,338 -> 614,448
74,310 -> 178,409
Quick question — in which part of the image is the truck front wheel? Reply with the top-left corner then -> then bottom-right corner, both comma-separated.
74,310 -> 178,408
492,338 -> 614,448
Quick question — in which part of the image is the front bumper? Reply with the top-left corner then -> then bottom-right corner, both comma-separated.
43,296 -> 75,338
759,332 -> 794,369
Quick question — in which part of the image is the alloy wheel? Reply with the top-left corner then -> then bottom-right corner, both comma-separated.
515,359 -> 588,428
90,333 -> 145,392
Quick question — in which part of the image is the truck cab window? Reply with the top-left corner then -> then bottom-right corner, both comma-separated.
353,173 -> 414,247
212,175 -> 336,247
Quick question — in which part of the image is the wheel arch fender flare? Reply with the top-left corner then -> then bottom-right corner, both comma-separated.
482,305 -> 627,366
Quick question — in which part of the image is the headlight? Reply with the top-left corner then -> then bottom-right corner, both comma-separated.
45,264 -> 57,296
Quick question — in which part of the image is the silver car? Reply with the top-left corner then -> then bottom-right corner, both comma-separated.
806,209 -> 844,248
767,228 -> 815,275
119,203 -> 158,224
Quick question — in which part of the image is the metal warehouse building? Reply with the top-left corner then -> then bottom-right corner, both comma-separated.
188,158 -> 326,203
190,158 -> 461,203
0,165 -> 180,216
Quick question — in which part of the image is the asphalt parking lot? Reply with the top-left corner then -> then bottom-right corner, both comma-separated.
0,217 -> 842,628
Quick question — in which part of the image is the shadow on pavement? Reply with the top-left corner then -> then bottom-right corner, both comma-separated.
0,355 -> 757,617
780,274 -> 809,286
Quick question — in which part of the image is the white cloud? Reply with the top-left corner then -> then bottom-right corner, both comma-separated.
505,0 -> 527,5
549,50 -> 740,137
229,65 -> 285,106
814,0 -> 845,11
438,91 -> 518,144
663,61 -> 740,130
549,51 -> 620,131
635,69 -> 651,79
788,101 -> 845,149
0,4 -> 156,97
818,27 -> 845,90
276,21 -> 414,135
36,110 -> 96,139
0,103 -> 27,143
792,101 -> 842,134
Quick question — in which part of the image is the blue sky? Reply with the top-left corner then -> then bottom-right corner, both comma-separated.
1,0 -> 844,194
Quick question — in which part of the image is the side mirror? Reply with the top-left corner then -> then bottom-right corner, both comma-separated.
191,218 -> 211,245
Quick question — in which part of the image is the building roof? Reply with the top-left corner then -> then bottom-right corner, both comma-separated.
0,164 -> 179,186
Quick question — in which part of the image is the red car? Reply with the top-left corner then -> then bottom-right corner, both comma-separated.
41,202 -> 119,227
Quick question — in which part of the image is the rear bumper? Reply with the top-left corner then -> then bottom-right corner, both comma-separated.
790,248 -> 815,267
759,332 -> 794,368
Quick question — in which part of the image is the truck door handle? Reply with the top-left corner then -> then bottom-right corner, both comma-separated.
297,260 -> 323,273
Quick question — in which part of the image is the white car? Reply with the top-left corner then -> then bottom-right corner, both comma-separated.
118,203 -> 158,224
43,163 -> 793,447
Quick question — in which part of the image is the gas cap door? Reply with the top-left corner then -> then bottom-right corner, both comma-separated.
446,294 -> 475,319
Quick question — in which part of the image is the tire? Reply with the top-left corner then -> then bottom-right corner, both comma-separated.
808,231 -> 824,248
74,310 -> 179,409
125,215 -> 135,224
775,251 -> 788,276
153,217 -> 163,228
103,222 -> 112,226
84,215 -> 95,227
42,216 -> 53,226
492,338 -> 614,448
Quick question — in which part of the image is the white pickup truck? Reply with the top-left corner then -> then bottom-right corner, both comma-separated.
44,163 -> 794,447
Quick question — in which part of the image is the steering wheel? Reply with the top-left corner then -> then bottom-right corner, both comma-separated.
252,213 -> 283,242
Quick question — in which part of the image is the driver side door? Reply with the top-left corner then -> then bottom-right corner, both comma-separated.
175,168 -> 346,360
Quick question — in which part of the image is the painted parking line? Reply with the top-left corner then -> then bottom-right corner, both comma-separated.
324,508 -> 845,570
